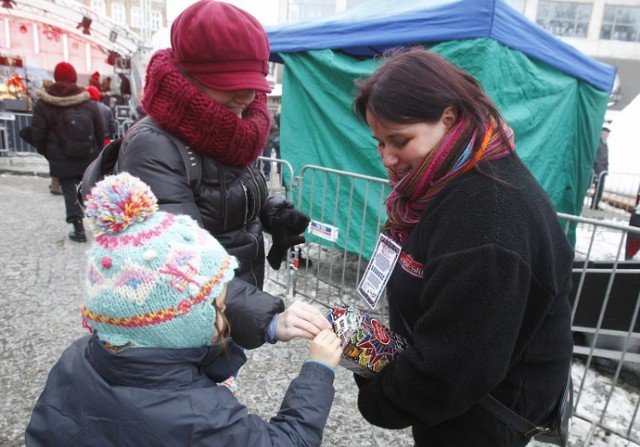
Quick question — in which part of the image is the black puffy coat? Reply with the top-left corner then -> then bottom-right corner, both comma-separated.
30,83 -> 104,179
117,119 -> 286,288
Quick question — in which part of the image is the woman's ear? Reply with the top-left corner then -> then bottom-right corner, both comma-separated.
441,106 -> 458,129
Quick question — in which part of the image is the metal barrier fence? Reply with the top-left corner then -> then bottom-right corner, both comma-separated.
261,164 -> 640,447
583,170 -> 640,222
115,118 -> 135,139
558,213 -> 640,446
279,164 -> 391,320
0,112 -> 35,153
0,113 -> 132,153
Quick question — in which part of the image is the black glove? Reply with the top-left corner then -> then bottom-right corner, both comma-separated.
267,208 -> 310,270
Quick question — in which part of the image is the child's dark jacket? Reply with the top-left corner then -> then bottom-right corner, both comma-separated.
26,334 -> 335,447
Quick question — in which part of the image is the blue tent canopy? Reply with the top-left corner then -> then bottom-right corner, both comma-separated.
267,0 -> 616,93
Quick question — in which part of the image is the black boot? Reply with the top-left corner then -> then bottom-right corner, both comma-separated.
69,219 -> 87,243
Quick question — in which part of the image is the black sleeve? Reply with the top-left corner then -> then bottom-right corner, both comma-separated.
224,277 -> 284,349
29,101 -> 51,155
89,101 -> 105,150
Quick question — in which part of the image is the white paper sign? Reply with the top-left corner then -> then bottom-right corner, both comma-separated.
308,220 -> 340,242
357,233 -> 401,309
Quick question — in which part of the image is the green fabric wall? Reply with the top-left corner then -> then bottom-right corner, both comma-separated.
280,39 -> 610,258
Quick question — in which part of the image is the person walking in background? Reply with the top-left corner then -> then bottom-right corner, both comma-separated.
591,125 -> 610,210
30,62 -> 104,242
114,0 -> 308,288
118,72 -> 131,96
86,85 -> 118,143
351,48 -> 574,446
89,71 -> 101,90
100,76 -> 112,107
26,173 -> 342,447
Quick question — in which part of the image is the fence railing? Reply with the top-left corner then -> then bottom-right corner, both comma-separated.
583,170 -> 640,222
0,112 -> 34,153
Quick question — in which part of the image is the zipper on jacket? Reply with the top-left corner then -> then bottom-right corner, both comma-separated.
218,164 -> 228,230
246,167 -> 265,219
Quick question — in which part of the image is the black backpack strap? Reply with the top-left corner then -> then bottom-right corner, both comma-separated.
132,117 -> 201,189
79,138 -> 123,204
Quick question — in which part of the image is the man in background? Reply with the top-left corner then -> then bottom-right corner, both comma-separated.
591,125 -> 610,210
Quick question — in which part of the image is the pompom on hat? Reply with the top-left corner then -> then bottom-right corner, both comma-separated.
81,172 -> 238,349
170,0 -> 271,93
53,62 -> 77,83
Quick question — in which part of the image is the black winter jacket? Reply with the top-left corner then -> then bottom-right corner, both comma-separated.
117,120 -> 286,288
30,83 -> 104,179
355,155 -> 574,446
26,333 -> 335,447
224,277 -> 284,349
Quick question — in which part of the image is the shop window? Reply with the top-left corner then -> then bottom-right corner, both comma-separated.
111,3 -> 126,25
131,7 -> 142,28
90,0 -> 106,16
151,11 -> 162,31
288,0 -> 336,22
600,5 -> 640,42
536,1 -> 591,37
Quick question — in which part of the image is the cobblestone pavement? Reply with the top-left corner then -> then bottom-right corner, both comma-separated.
0,173 -> 414,447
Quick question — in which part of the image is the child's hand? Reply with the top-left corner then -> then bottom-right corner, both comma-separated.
308,329 -> 342,369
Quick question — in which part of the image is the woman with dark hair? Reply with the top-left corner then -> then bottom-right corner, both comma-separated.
352,47 -> 574,446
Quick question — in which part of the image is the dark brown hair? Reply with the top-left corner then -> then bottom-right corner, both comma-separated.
212,299 -> 231,351
354,47 -> 507,150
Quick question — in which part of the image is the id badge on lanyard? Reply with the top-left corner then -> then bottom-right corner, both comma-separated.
357,233 -> 401,309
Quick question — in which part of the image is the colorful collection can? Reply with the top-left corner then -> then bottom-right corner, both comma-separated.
327,305 -> 410,378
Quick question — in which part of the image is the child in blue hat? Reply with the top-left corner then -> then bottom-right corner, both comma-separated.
26,172 -> 342,447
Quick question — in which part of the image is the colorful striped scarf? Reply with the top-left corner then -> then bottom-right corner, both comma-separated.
384,116 -> 515,243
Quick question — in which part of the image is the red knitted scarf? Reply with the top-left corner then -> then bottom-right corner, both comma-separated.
142,49 -> 271,167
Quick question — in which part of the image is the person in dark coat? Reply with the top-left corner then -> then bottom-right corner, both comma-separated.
351,48 -> 574,446
118,72 -> 131,96
86,85 -> 118,142
30,61 -> 104,242
590,125 -> 610,209
89,71 -> 101,89
116,0 -> 307,289
26,173 -> 342,447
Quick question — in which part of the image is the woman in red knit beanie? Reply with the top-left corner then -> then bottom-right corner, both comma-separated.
98,0 -> 331,393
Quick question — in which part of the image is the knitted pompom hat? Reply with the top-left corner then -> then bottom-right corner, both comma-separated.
81,172 -> 238,349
